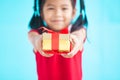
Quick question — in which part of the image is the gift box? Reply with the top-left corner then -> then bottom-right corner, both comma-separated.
42,33 -> 70,54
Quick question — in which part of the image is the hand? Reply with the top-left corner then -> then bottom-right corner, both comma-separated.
34,35 -> 54,57
61,34 -> 83,58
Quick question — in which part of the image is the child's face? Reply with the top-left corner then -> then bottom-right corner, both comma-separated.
42,0 -> 76,31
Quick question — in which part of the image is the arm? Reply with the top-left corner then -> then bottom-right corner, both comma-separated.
71,27 -> 86,50
28,30 -> 53,57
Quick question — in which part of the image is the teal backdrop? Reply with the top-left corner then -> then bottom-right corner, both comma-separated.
0,0 -> 120,80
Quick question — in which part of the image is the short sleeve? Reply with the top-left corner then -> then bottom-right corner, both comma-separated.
28,29 -> 39,34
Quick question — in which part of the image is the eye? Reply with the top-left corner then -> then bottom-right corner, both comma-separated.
62,8 -> 68,10
47,7 -> 54,10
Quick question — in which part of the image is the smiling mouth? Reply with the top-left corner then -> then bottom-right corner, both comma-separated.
52,20 -> 63,23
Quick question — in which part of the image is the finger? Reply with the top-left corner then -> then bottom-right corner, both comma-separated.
68,35 -> 80,55
61,54 -> 72,58
61,35 -> 80,58
39,50 -> 54,57
36,35 -> 54,57
34,35 -> 42,50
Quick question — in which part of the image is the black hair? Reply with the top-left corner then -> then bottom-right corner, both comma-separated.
40,0 -> 75,10
71,0 -> 88,32
29,0 -> 88,33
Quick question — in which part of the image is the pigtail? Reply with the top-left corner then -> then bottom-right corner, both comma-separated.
71,0 -> 88,32
80,0 -> 88,26
29,0 -> 44,29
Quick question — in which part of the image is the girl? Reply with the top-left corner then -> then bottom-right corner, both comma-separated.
28,0 -> 88,80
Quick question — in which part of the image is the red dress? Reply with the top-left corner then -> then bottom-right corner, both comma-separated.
29,28 -> 83,80
35,50 -> 83,80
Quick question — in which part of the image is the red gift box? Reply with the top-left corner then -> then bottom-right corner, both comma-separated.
41,27 -> 71,54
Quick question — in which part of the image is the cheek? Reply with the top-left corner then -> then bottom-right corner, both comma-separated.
43,9 -> 52,21
64,13 -> 73,21
64,10 -> 73,17
43,13 -> 52,22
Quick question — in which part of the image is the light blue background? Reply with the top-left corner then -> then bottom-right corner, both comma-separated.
0,0 -> 120,80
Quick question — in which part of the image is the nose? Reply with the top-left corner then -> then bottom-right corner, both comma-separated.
55,9 -> 62,17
